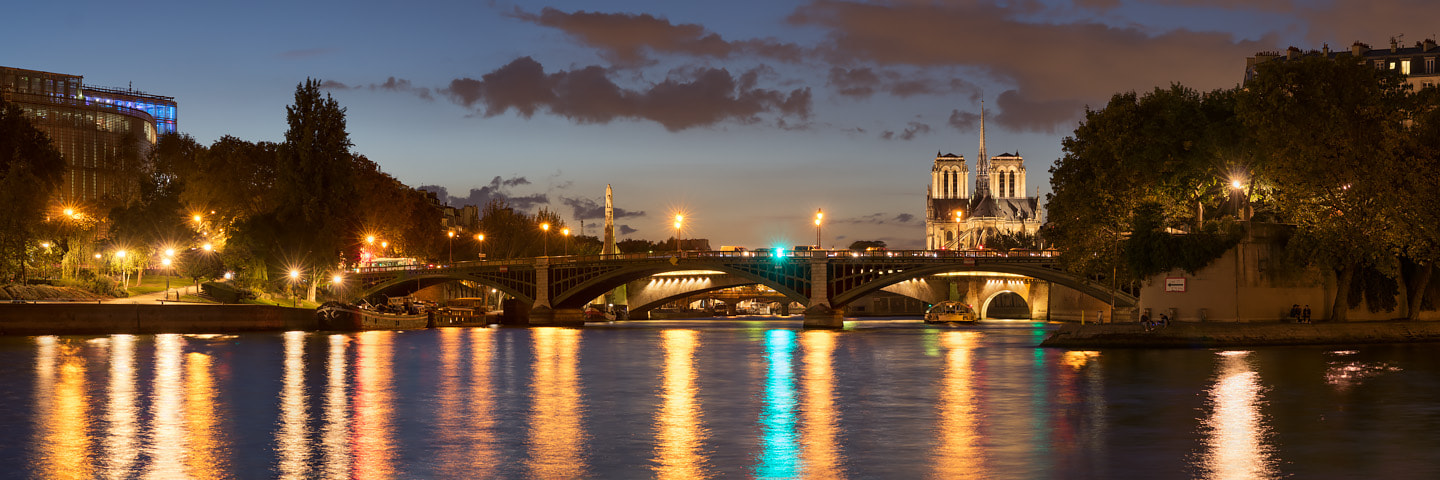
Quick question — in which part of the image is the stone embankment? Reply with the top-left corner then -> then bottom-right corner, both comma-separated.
0,303 -> 317,335
1040,320 -> 1440,348
0,284 -> 109,302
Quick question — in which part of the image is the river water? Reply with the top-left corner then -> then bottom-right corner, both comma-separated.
2,318 -> 1438,479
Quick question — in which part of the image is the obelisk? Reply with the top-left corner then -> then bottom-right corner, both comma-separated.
602,184 -> 627,315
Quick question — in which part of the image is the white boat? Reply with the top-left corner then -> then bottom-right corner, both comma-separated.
924,301 -> 977,324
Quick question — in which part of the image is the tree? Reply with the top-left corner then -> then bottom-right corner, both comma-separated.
1048,85 -> 1244,280
1237,55 -> 1410,321
0,99 -> 66,282
1395,85 -> 1440,319
847,240 -> 888,251
276,79 -> 359,301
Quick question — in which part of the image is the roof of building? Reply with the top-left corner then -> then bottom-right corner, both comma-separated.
930,195 -> 1041,222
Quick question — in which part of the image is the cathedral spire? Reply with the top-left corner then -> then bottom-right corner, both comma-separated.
975,100 -> 991,197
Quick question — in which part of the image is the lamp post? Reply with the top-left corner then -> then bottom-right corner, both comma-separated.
289,269 -> 301,307
447,230 -> 455,263
541,223 -> 550,257
475,233 -> 485,260
116,249 -> 128,287
161,257 -> 173,301
561,228 -> 570,256
673,214 -> 683,253
331,273 -> 344,299
954,210 -> 964,250
814,208 -> 823,248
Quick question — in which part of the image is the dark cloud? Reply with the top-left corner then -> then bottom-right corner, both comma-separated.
323,76 -> 434,100
421,176 -> 549,211
835,212 -> 919,225
948,109 -> 981,132
441,57 -> 811,131
787,0 -> 1275,130
506,7 -> 806,65
880,121 -> 931,141
828,67 -> 983,99
560,195 -> 647,222
993,90 -> 1086,134
619,225 -> 638,235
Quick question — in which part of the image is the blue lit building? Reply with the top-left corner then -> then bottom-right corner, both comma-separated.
0,66 -> 177,205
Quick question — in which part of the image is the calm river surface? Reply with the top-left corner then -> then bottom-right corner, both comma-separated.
3,318 -> 1439,479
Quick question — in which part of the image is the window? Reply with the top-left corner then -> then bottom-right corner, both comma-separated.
1376,60 -> 1385,69
1427,57 -> 1435,74
1402,60 -> 1412,75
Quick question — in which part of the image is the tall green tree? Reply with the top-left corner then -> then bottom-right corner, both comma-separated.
0,99 -> 66,282
276,79 -> 358,300
1396,85 -> 1440,319
1237,55 -> 1409,321
1048,85 -> 1244,280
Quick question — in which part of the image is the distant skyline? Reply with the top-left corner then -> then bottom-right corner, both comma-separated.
6,0 -> 1434,249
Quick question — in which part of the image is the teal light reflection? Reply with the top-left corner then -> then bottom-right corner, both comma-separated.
756,329 -> 799,479
923,329 -> 940,357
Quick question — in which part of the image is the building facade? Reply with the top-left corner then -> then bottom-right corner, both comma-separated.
1246,38 -> 1440,90
925,103 -> 1042,250
0,66 -> 175,206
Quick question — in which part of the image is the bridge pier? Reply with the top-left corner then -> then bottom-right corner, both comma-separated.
528,306 -> 586,327
802,304 -> 844,328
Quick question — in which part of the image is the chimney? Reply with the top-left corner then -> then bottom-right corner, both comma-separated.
1391,37 -> 1399,53
1286,46 -> 1301,60
1352,41 -> 1370,57
1425,39 -> 1437,53
1323,43 -> 1330,56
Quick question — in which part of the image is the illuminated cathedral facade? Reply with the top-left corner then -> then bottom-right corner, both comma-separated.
925,103 -> 1042,250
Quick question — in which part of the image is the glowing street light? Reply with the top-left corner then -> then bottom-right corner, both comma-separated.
288,269 -> 301,307
162,256 -> 173,301
562,228 -> 570,256
673,214 -> 684,253
814,208 -> 823,248
202,243 -> 213,252
447,230 -> 456,263
366,235 -> 376,245
541,223 -> 551,256
475,233 -> 485,260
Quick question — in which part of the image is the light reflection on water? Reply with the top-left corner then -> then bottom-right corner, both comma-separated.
7,320 -> 1439,478
1199,351 -> 1277,480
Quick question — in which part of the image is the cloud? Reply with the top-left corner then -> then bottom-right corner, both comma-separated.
787,0 -> 1275,129
948,109 -> 981,132
619,225 -> 638,235
827,67 -> 982,99
559,195 -> 647,222
880,121 -> 931,141
441,56 -> 812,131
323,77 -> 434,100
421,176 -> 549,211
506,7 -> 806,65
834,212 -> 919,225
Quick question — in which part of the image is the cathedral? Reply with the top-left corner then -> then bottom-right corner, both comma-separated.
925,103 -> 1043,250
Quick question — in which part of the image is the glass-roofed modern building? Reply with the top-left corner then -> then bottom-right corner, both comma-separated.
0,66 -> 177,206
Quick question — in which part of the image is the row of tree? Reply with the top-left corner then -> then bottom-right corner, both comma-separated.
1047,55 -> 1440,320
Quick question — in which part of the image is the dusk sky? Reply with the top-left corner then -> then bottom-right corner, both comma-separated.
6,0 -> 1435,249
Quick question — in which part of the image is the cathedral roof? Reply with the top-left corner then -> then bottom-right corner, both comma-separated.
931,195 -> 1040,222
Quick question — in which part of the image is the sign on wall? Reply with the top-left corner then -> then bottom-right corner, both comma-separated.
1164,277 -> 1186,292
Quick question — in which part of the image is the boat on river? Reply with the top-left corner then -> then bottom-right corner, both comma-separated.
924,301 -> 977,324
317,302 -> 433,330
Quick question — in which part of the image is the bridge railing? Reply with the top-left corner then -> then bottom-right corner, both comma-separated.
356,249 -> 1061,274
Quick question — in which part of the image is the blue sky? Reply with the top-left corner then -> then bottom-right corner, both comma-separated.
6,0 -> 1434,249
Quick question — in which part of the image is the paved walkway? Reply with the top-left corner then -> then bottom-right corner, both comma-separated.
100,284 -> 199,305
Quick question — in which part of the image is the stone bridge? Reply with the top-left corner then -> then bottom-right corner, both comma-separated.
351,250 -> 1137,328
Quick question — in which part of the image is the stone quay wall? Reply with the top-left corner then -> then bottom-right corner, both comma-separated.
0,303 -> 318,336
1040,320 -> 1440,348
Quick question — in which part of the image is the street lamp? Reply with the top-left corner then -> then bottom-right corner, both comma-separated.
814,208 -> 823,248
562,228 -> 570,256
673,214 -> 683,253
1230,179 -> 1246,220
541,223 -> 550,257
289,269 -> 301,307
116,249 -> 128,287
447,230 -> 455,263
161,256 -> 173,301
475,233 -> 485,260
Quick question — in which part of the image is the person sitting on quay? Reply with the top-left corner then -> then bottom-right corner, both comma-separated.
1301,305 -> 1312,324
1290,304 -> 1302,323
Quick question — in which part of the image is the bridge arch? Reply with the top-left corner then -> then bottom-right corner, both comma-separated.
549,263 -> 809,309
829,262 -> 1132,310
979,289 -> 1030,319
359,271 -> 534,305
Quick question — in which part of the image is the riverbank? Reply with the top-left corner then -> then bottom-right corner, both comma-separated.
1039,320 -> 1440,348
0,303 -> 316,335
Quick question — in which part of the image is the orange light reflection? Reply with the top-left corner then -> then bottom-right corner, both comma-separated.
36,337 -> 94,479
1199,351 -> 1278,480
801,330 -> 844,479
185,352 -> 229,476
653,329 -> 709,478
528,328 -> 586,478
931,331 -> 985,478
353,331 -> 397,479
277,331 -> 310,478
